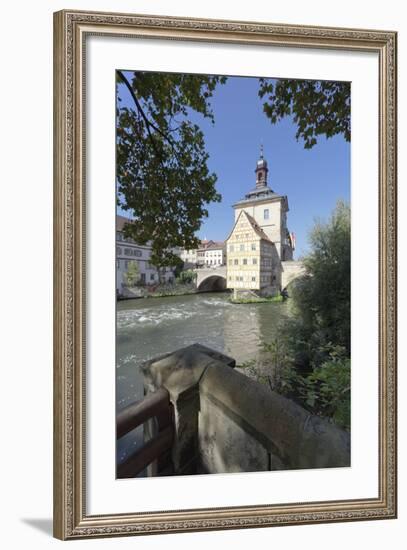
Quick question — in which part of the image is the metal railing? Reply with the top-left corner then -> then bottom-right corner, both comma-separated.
117,387 -> 174,478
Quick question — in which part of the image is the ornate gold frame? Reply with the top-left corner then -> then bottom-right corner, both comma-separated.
53,9 -> 397,540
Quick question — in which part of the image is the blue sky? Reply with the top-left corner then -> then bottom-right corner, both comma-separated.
118,74 -> 350,257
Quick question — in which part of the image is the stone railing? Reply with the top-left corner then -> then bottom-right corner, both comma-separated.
140,344 -> 350,475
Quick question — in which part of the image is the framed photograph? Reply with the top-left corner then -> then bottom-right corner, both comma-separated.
53,9 -> 397,540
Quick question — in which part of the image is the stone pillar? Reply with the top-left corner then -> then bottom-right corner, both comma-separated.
141,344 -> 235,475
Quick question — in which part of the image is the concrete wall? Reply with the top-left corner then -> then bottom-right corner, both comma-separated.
141,345 -> 350,476
198,360 -> 349,473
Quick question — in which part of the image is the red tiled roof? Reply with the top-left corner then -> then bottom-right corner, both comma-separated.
205,242 -> 225,250
244,212 -> 273,242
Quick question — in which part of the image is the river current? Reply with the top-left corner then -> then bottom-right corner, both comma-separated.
116,292 -> 289,411
116,292 -> 289,464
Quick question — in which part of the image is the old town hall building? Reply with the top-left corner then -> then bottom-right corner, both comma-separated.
226,148 -> 296,296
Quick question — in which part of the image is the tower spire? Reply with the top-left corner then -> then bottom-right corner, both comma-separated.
255,146 -> 268,188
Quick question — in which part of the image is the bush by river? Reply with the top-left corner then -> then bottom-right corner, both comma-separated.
146,282 -> 197,298
239,201 -> 351,431
119,282 -> 197,300
119,269 -> 199,300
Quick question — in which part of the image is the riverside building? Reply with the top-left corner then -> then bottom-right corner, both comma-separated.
179,240 -> 226,268
116,215 -> 175,292
226,148 -> 297,297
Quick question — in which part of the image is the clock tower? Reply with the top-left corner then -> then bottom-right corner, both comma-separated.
255,144 -> 269,188
232,147 -> 294,262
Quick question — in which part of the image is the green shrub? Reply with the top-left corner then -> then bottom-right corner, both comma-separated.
176,269 -> 197,284
124,260 -> 140,286
241,201 -> 351,430
299,345 -> 350,429
291,200 -> 351,356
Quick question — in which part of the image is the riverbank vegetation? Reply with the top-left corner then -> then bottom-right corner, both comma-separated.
175,269 -> 197,285
144,269 -> 198,298
119,281 -> 198,300
230,295 -> 284,304
146,282 -> 197,298
240,201 -> 351,430
119,267 -> 199,299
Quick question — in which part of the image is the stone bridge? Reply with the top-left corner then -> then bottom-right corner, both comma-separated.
281,260 -> 306,289
195,262 -> 305,293
195,266 -> 227,292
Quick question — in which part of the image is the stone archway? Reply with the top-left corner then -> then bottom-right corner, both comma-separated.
197,275 -> 227,292
280,261 -> 306,289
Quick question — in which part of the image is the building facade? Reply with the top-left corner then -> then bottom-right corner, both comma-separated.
203,243 -> 226,266
179,248 -> 198,268
116,215 -> 174,292
226,211 -> 275,292
178,240 -> 226,268
226,149 -> 295,295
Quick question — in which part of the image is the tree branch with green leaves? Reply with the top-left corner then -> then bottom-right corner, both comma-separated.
259,79 -> 350,149
116,71 -> 226,272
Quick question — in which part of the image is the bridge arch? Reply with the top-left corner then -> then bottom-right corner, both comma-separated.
197,274 -> 227,292
280,261 -> 306,290
195,266 -> 227,292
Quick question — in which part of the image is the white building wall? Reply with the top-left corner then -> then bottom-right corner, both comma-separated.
204,248 -> 225,266
116,233 -> 174,291
234,199 -> 283,255
180,249 -> 197,266
226,213 -> 263,291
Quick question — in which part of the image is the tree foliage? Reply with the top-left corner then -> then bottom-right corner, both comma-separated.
124,260 -> 140,287
283,201 -> 350,428
259,79 -> 350,148
116,71 -> 226,269
291,200 -> 351,358
302,346 -> 350,429
242,201 -> 351,429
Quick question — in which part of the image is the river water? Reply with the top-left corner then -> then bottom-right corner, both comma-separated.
116,292 -> 289,464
